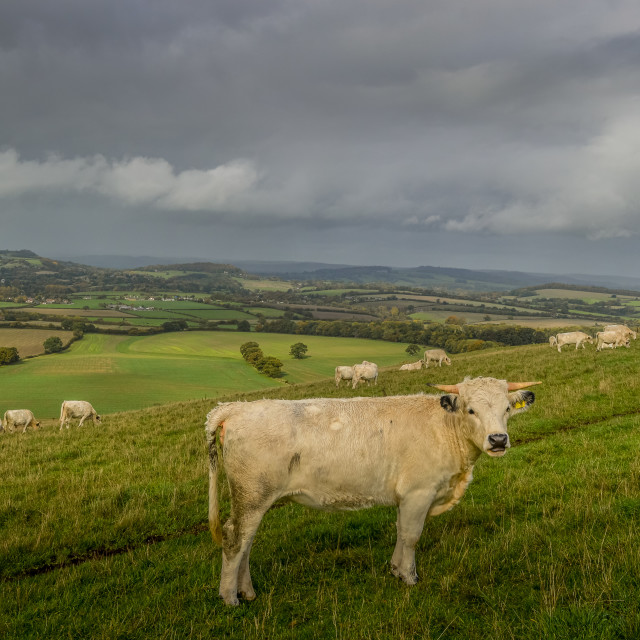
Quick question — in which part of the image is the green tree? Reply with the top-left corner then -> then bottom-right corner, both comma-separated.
289,342 -> 308,359
240,341 -> 261,359
405,343 -> 422,356
43,336 -> 64,353
237,320 -> 251,332
0,346 -> 19,364
257,356 -> 283,378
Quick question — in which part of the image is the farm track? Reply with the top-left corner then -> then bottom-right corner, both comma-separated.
3,522 -> 210,582
7,405 -> 640,582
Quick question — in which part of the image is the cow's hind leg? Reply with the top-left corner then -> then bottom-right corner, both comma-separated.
390,492 -> 433,585
237,540 -> 256,601
219,506 -> 269,605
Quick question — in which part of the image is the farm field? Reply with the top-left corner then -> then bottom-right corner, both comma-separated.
0,327 -> 74,358
527,288 -> 638,302
2,339 -> 640,638
408,311 -> 585,328
234,277 -> 293,291
0,331 -> 411,418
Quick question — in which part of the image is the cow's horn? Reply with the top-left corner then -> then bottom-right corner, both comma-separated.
507,381 -> 542,391
429,383 -> 460,394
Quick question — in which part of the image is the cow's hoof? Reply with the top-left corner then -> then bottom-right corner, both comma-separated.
401,572 -> 418,586
239,589 -> 256,601
220,592 -> 240,606
391,564 -> 418,585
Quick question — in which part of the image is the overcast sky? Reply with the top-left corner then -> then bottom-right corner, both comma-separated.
2,0 -> 640,275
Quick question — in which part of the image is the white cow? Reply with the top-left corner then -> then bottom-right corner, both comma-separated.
59,401 -> 101,430
351,361 -> 378,388
2,409 -> 40,433
334,366 -> 354,387
549,336 -> 557,348
399,361 -> 423,371
424,349 -> 451,367
555,331 -> 593,352
205,376 -> 540,605
596,330 -> 630,351
604,324 -> 637,342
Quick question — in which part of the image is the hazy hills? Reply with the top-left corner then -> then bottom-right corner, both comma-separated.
49,253 -> 640,293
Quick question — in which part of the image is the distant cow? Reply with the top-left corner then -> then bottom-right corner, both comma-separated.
604,324 -> 637,342
2,409 -> 40,433
334,366 -> 354,387
59,401 -> 101,430
400,361 -> 423,371
424,349 -> 451,367
352,361 -> 378,388
206,376 -> 540,605
596,331 -> 630,351
555,331 -> 593,352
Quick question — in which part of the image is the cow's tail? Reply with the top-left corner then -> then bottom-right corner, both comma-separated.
205,404 -> 232,546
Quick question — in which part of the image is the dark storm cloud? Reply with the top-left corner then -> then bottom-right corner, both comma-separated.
1,0 -> 640,271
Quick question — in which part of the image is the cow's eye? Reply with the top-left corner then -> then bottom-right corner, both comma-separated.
468,408 -> 475,415
506,406 -> 511,412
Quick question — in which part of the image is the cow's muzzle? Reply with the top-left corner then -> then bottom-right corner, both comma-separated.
486,433 -> 510,456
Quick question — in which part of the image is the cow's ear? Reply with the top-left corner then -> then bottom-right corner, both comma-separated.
440,394 -> 458,413
508,390 -> 535,416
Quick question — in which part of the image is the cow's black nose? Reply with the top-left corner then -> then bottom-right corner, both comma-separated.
488,433 -> 508,449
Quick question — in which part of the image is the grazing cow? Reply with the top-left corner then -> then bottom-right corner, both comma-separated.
424,349 -> 451,367
1,409 -> 40,433
604,324 -> 637,341
205,376 -> 540,605
334,366 -> 354,387
549,336 -> 557,348
555,331 -> 593,352
351,361 -> 378,388
596,330 -> 630,351
399,361 -> 423,371
59,400 -> 101,430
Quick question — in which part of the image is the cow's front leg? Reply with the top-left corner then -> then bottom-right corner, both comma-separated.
78,416 -> 86,427
390,492 -> 433,585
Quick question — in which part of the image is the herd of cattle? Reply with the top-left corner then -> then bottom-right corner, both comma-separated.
0,400 -> 100,434
549,324 -> 636,352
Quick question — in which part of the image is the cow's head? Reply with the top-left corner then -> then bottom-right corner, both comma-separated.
432,377 -> 539,457
96,415 -> 102,422
443,356 -> 451,366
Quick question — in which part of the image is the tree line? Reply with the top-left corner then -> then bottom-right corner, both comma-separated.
255,318 -> 551,353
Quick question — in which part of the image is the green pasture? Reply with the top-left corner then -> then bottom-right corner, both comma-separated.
0,331 -> 411,418
528,288 -> 636,303
172,309 -> 256,321
245,307 -> 285,317
233,277 -> 293,292
2,338 -> 640,637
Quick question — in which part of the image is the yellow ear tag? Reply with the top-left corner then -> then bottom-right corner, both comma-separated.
514,401 -> 526,410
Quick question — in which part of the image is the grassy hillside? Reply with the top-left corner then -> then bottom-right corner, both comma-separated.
0,332 -> 412,418
1,338 -> 640,638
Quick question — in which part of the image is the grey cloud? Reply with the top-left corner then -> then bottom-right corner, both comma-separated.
1,0 -> 640,273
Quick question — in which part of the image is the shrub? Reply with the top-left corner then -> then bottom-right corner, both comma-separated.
43,337 -> 64,354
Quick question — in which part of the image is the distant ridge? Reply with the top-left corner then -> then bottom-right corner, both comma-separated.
49,254 -> 640,292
